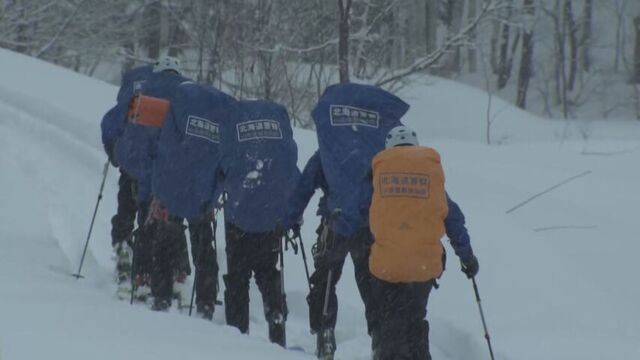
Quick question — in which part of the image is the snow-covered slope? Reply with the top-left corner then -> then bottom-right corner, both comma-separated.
1,47 -> 640,359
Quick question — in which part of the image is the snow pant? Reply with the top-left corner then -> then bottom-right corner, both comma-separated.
150,215 -> 192,303
307,224 -> 377,336
371,278 -> 434,360
110,170 -> 137,246
223,222 -> 287,335
187,218 -> 219,308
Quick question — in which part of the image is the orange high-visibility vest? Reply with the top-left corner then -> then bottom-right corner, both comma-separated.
127,95 -> 170,127
369,146 -> 448,283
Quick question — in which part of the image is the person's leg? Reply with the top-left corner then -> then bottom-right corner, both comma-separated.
308,226 -> 349,357
253,230 -> 286,346
149,215 -> 184,310
371,278 -> 434,360
111,170 -> 137,247
112,171 -> 137,285
407,281 -> 433,360
371,279 -> 411,360
187,218 -> 219,319
348,228 -> 377,335
223,222 -> 252,334
130,200 -> 155,300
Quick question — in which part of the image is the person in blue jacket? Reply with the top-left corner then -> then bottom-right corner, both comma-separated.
286,150 -> 347,358
291,83 -> 409,357
219,99 -> 300,347
149,81 -> 240,317
112,55 -> 192,300
100,63 -> 153,294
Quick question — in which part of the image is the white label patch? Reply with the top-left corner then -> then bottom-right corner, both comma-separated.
133,80 -> 145,94
185,115 -> 220,143
236,119 -> 283,142
379,173 -> 430,199
329,105 -> 379,128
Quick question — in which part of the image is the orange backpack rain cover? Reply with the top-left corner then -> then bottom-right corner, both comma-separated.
369,146 -> 448,283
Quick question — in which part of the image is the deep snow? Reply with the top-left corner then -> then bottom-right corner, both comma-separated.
1,47 -> 639,359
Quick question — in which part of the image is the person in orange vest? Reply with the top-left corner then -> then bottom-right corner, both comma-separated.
366,125 -> 479,360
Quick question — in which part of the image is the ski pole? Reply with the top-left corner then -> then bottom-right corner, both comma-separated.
73,160 -> 109,279
320,209 -> 341,333
297,233 -> 312,292
278,230 -> 287,347
472,277 -> 495,360
129,235 -> 138,305
212,214 -> 222,306
188,220 -> 204,317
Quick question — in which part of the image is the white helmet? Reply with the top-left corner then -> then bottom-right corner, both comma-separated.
385,125 -> 419,149
153,55 -> 181,74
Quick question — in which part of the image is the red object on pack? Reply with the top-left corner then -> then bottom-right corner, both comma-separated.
127,95 -> 170,127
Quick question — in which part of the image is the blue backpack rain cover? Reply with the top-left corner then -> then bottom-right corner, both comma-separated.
115,71 -> 192,202
311,83 -> 409,236
101,65 -> 153,146
152,83 -> 239,219
220,100 -> 300,233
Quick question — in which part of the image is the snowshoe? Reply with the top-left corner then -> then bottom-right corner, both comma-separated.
114,242 -> 133,284
316,328 -> 336,360
172,271 -> 189,308
113,242 -> 133,300
115,283 -> 131,300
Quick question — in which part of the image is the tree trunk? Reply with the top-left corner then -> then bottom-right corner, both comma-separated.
467,0 -> 478,73
425,0 -> 437,54
564,0 -> 578,91
516,0 -> 535,109
490,16 -> 501,74
338,0 -> 351,83
580,0 -> 593,72
497,1 -> 514,89
633,16 -> 640,82
444,0 -> 464,74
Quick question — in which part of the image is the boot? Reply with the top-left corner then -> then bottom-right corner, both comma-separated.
152,297 -> 171,312
316,328 -> 336,360
268,312 -> 286,347
196,301 -> 215,320
133,273 -> 152,302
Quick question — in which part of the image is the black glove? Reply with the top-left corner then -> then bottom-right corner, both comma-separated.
104,143 -> 118,167
461,255 -> 479,279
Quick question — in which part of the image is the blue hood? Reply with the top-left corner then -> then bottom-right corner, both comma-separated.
311,83 -> 409,236
115,70 -> 192,202
152,83 -> 240,219
220,100 -> 300,233
100,65 -> 153,146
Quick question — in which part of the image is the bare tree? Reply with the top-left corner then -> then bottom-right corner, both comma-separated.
425,0 -> 438,54
633,16 -> 640,82
467,0 -> 478,73
338,0 -> 352,83
564,0 -> 578,91
580,0 -> 593,73
516,0 -> 535,109
496,0 -> 520,89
